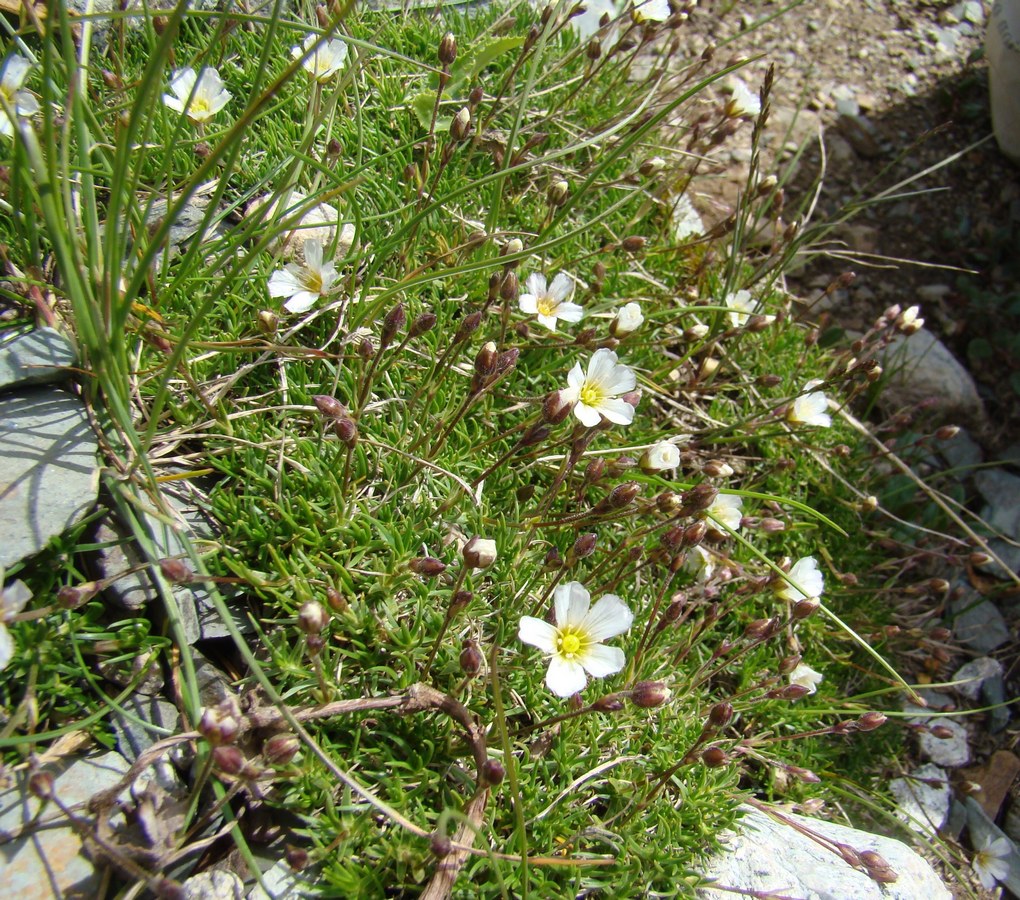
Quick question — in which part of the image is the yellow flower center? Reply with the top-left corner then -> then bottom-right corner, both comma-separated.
191,97 -> 210,115
303,271 -> 324,294
579,382 -> 605,409
556,629 -> 584,659
536,295 -> 557,317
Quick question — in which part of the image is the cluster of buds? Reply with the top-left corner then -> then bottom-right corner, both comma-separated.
313,394 -> 357,447
297,600 -> 329,655
198,699 -> 242,747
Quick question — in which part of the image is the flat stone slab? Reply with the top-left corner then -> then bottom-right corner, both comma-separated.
890,763 -> 951,835
699,804 -> 951,899
0,328 -> 77,391
0,388 -> 100,569
0,751 -> 129,899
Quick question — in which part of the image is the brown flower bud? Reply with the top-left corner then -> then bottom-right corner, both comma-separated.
857,712 -> 887,732
544,547 -> 563,569
682,483 -> 718,512
409,556 -> 446,576
381,303 -> 406,347
101,69 -> 124,90
481,759 -> 505,785
682,520 -> 708,547
213,745 -> 247,776
586,37 -> 601,60
595,481 -> 640,512
701,746 -> 729,767
496,348 -> 520,376
286,847 -> 309,871
934,425 -> 959,441
701,459 -> 734,478
306,633 -> 325,655
27,770 -> 54,801
788,765 -> 820,783
792,598 -> 820,619
463,536 -> 497,569
778,654 -> 802,675
298,601 -> 328,634
409,312 -> 437,338
639,157 -> 665,176
325,586 -> 347,612
474,341 -> 498,377
929,724 -> 954,740
160,557 -> 193,584
547,180 -> 569,207
57,582 -> 98,609
569,533 -> 597,562
757,373 -> 782,387
314,394 -> 346,418
592,693 -> 625,712
455,311 -> 483,341
765,684 -> 810,700
468,85 -> 484,107
327,138 -> 343,157
334,416 -> 357,446
459,641 -> 482,676
500,271 -> 519,301
860,850 -> 890,871
543,389 -> 573,424
450,106 -> 471,142
631,681 -> 671,708
199,707 -> 240,746
257,310 -> 279,335
708,701 -> 733,728
449,590 -> 473,614
760,517 -> 785,533
620,235 -> 646,252
264,733 -> 301,766
431,834 -> 452,858
358,337 -> 375,359
657,492 -> 683,515
438,32 -> 457,66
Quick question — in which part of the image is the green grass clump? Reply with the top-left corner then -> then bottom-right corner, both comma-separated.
0,1 -> 925,895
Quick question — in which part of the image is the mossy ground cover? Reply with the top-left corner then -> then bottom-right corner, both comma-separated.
0,2 -> 944,896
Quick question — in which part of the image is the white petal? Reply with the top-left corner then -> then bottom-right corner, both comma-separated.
1,580 -> 32,617
586,348 -> 620,386
556,301 -> 585,324
518,616 -> 557,653
162,94 -> 185,114
267,268 -> 304,298
319,263 -> 338,292
597,398 -> 635,425
548,272 -> 574,302
15,91 -> 39,117
519,294 -> 538,315
555,581 -> 590,629
604,362 -> 637,395
536,313 -> 558,331
169,67 -> 197,99
2,56 -> 31,92
0,624 -> 12,671
581,594 -> 633,642
566,362 -> 585,392
546,656 -> 587,697
577,642 -> 625,678
573,401 -> 602,428
304,239 -> 324,272
284,291 -> 319,313
524,273 -> 547,297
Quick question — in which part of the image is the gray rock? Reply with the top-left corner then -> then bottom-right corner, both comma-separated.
0,388 -> 100,569
951,588 -> 1011,653
181,870 -> 246,900
975,468 -> 1020,538
917,716 -> 970,767
879,329 -> 985,428
0,751 -> 130,899
832,84 -> 860,116
952,657 -> 1004,701
983,671 -> 1010,733
977,536 -> 1020,579
965,798 -> 1020,895
110,693 -> 181,762
247,860 -> 313,899
698,804 -> 951,899
0,328 -> 77,391
916,283 -> 953,303
245,190 -> 355,265
889,763 -> 951,835
937,427 -> 983,473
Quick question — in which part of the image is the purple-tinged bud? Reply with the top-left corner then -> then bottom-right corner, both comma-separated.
544,547 -> 563,569
592,693 -> 625,712
701,459 -> 734,478
657,492 -> 683,515
358,337 -> 374,360
450,106 -> 471,142
595,481 -> 640,512
213,745 -> 247,776
315,5 -> 329,27
481,759 -> 505,785
199,707 -> 240,746
474,341 -> 498,377
455,311 -> 483,341
325,587 -> 347,612
449,590 -> 473,614
622,390 -> 642,409
584,458 -> 607,483
836,843 -> 862,867
792,598 -> 820,620
788,765 -> 820,783
708,701 -> 733,728
298,601 -> 328,635
334,416 -> 358,446
543,389 -> 573,424
778,654 -> 802,675
381,303 -> 406,347
438,32 -> 457,66
28,771 -> 54,800
264,733 -> 301,766
682,520 -> 708,547
620,235 -> 646,253
857,712 -> 887,732
586,37 -> 601,60
500,271 -> 519,301
463,537 -> 497,569
757,373 -> 782,387
934,425 -> 959,441
409,312 -> 437,338
521,424 -> 551,447
760,517 -> 785,533
57,581 -> 99,609
702,746 -> 729,767
661,526 -> 685,553
431,834 -> 452,858
662,595 -> 685,624
313,394 -> 346,418
306,634 -> 325,655
607,455 -> 638,477
496,348 -> 520,375
765,684 -> 810,700
286,847 -> 309,871
682,483 -> 718,512
631,681 -> 671,708
468,86 -> 484,107
460,640 -> 482,676
569,533 -> 597,562
929,724 -> 954,740
860,850 -> 891,871
102,69 -> 124,90
743,618 -> 772,641
409,556 -> 447,577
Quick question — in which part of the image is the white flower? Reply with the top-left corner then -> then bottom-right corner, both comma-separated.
672,194 -> 704,241
776,556 -> 824,602
706,492 -> 742,532
724,289 -> 772,327
632,0 -> 671,21
0,580 -> 31,671
0,54 -> 40,138
518,272 -> 584,331
570,0 -> 618,40
611,301 -> 644,337
727,77 -> 761,117
973,834 -> 1011,890
293,34 -> 348,83
268,238 -> 338,313
684,545 -> 715,582
788,662 -> 823,694
641,440 -> 680,472
163,67 -> 231,125
788,388 -> 831,428
518,581 -> 633,697
563,348 -> 637,428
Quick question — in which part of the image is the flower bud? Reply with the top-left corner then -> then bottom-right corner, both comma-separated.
934,425 -> 959,441
584,459 -> 606,484
298,601 -> 328,634
778,654 -> 802,675
792,597 -> 820,619
325,586 -> 347,612
450,106 -> 471,142
306,633 -> 325,655
708,701 -> 733,728
611,302 -> 644,338
857,712 -> 887,732
929,724 -> 954,739
212,745 -> 247,776
481,759 -> 505,785
701,459 -> 734,478
381,302 -> 406,347
431,833 -> 453,858
409,556 -> 447,576
765,684 -> 810,700
28,771 -> 54,800
788,765 -> 820,783
620,235 -> 646,253
702,746 -> 729,767
334,416 -> 358,446
682,483 -> 718,512
544,547 -> 563,569
160,557 -> 193,584
358,337 -> 375,360
409,312 -> 438,338
449,590 -> 473,614
630,681 -> 671,708
463,536 -> 497,569
199,707 -> 240,746
438,32 -> 457,66
287,847 -> 309,871
496,348 -> 520,376
547,180 -> 569,207
500,271 -> 519,301
543,389 -> 573,424
760,517 -> 785,533
860,850 -> 890,871
474,341 -> 498,377
263,733 -> 301,766
640,156 -> 665,176
468,85 -> 484,107
682,520 -> 708,547
257,310 -> 279,335
757,373 -> 782,387
57,581 -> 99,609
314,394 -> 346,418
569,533 -> 597,563
455,311 -> 483,341
459,640 -> 482,676
595,481 -> 641,512
586,37 -> 601,60
501,237 -> 524,259
968,551 -> 991,567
